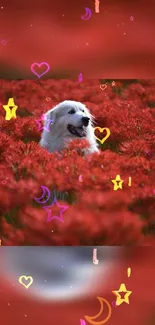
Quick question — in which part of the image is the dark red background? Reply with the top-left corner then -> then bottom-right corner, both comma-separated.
0,0 -> 155,78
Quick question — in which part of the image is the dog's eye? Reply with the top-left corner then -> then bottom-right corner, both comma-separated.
68,109 -> 75,114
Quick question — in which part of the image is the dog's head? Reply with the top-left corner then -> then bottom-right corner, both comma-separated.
44,100 -> 94,139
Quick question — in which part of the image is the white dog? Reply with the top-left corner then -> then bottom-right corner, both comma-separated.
40,100 -> 99,154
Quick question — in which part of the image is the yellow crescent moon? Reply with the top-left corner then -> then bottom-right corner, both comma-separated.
84,297 -> 112,325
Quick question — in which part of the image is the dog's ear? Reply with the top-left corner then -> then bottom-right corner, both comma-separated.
43,107 -> 57,125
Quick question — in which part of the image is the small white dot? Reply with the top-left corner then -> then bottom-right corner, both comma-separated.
8,303 -> 10,306
123,32 -> 126,35
69,285 -> 72,288
30,25 -> 32,27
1,6 -> 3,9
25,315 -> 27,317
61,265 -> 63,268
44,280 -> 47,282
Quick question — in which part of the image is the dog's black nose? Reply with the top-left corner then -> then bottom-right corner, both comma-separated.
81,117 -> 90,126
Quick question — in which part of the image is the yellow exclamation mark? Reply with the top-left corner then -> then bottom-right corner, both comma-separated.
127,267 -> 131,277
95,0 -> 100,13
128,177 -> 132,186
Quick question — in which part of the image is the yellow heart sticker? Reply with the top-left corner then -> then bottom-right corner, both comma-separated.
100,84 -> 107,91
19,275 -> 33,289
94,127 -> 111,144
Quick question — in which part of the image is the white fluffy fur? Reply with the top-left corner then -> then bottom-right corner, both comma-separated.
40,100 -> 99,154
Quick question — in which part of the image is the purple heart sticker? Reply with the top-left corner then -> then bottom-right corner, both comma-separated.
30,62 -> 50,78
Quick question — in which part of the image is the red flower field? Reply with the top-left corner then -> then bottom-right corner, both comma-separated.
0,79 -> 155,246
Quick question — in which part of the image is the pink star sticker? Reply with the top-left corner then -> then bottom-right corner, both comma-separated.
43,196 -> 68,223
35,113 -> 53,132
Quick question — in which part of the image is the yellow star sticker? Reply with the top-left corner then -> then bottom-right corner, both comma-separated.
3,98 -> 18,120
111,174 -> 123,191
112,283 -> 132,306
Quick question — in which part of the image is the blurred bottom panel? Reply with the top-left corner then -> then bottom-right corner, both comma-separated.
0,247 -> 154,325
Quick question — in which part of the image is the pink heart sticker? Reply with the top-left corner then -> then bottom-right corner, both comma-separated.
112,301 -> 117,307
1,40 -> 7,45
31,62 -> 50,78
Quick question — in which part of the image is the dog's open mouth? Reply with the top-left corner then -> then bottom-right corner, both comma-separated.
67,124 -> 87,137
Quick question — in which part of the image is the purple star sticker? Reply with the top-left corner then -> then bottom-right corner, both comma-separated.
35,113 -> 53,132
43,196 -> 68,223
